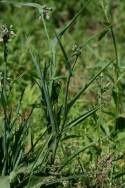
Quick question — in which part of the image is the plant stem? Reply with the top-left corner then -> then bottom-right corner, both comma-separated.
2,42 -> 8,175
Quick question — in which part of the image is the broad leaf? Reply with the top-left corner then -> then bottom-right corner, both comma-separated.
0,176 -> 10,188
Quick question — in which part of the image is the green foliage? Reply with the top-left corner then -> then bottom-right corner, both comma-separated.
0,176 -> 10,188
0,0 -> 125,187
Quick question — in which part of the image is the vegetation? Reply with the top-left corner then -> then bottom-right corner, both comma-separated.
0,0 -> 125,187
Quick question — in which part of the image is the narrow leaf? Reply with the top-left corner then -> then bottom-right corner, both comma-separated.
30,51 -> 56,134
98,29 -> 109,41
68,59 -> 114,109
55,33 -> 72,75
64,107 -> 99,131
58,142 -> 95,172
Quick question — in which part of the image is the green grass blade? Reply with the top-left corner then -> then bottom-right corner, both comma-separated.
56,1 -> 90,40
38,174 -> 87,187
51,1 -> 89,66
1,1 -> 44,13
12,108 -> 34,168
58,142 -> 96,172
55,32 -> 72,75
25,128 -> 48,157
30,50 -> 56,134
27,134 -> 53,187
63,106 -> 99,132
68,59 -> 114,109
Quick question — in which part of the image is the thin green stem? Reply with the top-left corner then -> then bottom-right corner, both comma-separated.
61,56 -> 78,132
2,42 -> 8,175
110,26 -> 120,114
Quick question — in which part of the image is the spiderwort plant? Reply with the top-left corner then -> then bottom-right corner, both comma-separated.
0,1 -> 118,187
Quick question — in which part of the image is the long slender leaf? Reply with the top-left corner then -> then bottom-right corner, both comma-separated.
27,134 -> 53,188
30,50 -> 56,134
58,142 -> 96,172
63,106 -> 99,132
68,59 -> 114,109
1,1 -> 44,13
55,33 -> 72,75
13,108 -> 34,168
54,0 -> 90,40
33,174 -> 88,188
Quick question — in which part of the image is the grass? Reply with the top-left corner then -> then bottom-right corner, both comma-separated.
0,0 -> 125,187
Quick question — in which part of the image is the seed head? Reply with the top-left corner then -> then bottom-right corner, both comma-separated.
0,24 -> 16,44
39,5 -> 53,20
72,44 -> 82,57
